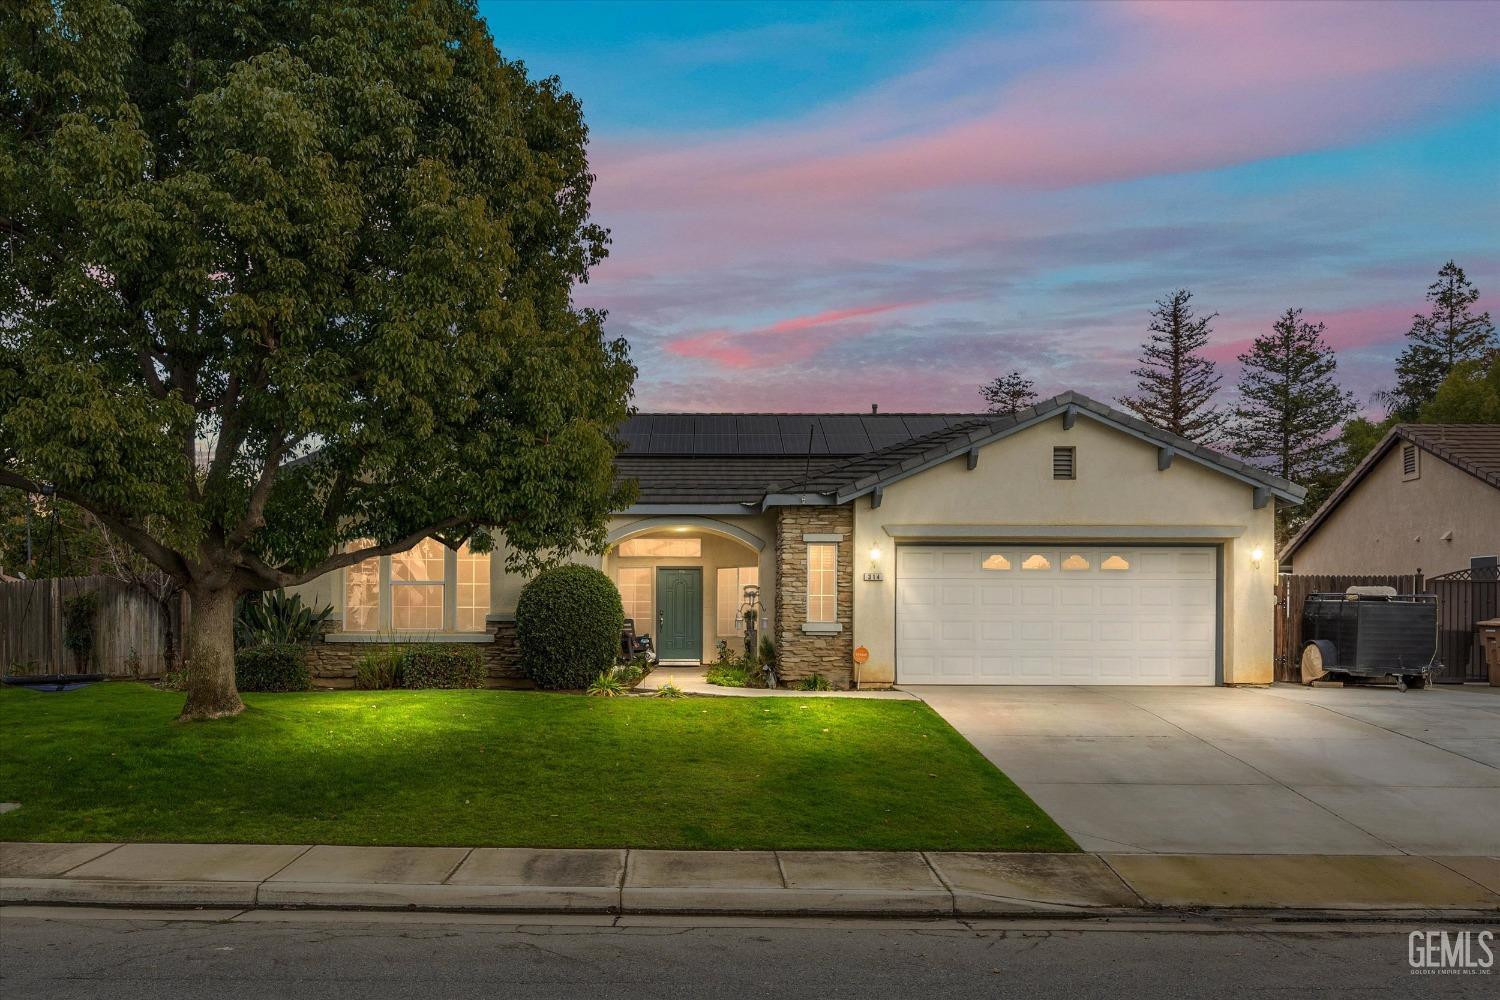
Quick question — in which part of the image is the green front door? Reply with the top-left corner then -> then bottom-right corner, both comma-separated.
656,567 -> 703,662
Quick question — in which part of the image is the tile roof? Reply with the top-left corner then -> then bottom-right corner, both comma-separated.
623,392 -> 1306,507
1397,424 -> 1500,490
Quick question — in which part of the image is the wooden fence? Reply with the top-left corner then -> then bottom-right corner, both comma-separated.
0,576 -> 180,677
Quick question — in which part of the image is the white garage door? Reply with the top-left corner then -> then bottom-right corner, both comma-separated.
897,545 -> 1217,685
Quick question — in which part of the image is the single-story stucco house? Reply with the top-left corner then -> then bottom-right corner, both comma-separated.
289,391 -> 1302,689
1279,423 -> 1500,578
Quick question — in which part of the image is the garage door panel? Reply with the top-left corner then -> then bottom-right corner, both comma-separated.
897,544 -> 1216,686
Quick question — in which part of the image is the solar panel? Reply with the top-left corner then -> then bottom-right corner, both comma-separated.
735,415 -> 783,454
647,414 -> 696,454
693,415 -> 739,454
777,416 -> 828,454
861,415 -> 911,450
900,416 -> 951,438
819,415 -> 873,454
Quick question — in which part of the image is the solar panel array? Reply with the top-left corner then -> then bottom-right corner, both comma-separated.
619,413 -> 984,456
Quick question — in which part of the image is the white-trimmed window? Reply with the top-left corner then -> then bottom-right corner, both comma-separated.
807,543 -> 837,623
342,538 -> 491,633
616,567 -> 652,628
391,538 -> 446,631
619,537 -> 701,558
456,544 -> 490,632
345,544 -> 380,632
717,566 -> 759,635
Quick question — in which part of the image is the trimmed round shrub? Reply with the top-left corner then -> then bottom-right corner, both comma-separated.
400,645 -> 485,689
516,565 -> 625,690
234,643 -> 311,692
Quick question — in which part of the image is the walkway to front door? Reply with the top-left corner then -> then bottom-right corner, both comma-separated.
656,567 -> 703,662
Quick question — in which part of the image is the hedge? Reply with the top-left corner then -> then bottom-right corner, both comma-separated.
354,645 -> 484,690
516,564 -> 624,690
234,643 -> 311,692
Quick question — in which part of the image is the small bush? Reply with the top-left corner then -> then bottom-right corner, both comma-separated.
796,673 -> 833,692
655,678 -> 684,698
758,635 -> 776,668
355,649 -> 404,690
614,661 -> 649,688
705,658 -> 766,689
400,645 -> 485,689
516,565 -> 625,690
234,643 -> 311,692
235,589 -> 332,649
587,672 -> 625,697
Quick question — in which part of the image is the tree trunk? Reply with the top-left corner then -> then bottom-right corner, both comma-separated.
180,584 -> 244,720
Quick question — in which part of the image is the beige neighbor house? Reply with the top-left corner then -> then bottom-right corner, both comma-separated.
289,392 -> 1302,689
1279,424 -> 1500,577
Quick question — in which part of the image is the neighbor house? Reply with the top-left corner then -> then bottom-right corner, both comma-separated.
289,392 -> 1301,688
1279,424 -> 1500,578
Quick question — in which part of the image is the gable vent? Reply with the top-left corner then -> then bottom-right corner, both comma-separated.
1052,446 -> 1076,480
1401,443 -> 1419,480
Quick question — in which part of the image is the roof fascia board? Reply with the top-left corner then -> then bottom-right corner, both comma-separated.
881,523 -> 1247,541
1278,428 -> 1403,560
833,404 -> 1303,505
622,503 -> 759,516
760,493 -> 837,509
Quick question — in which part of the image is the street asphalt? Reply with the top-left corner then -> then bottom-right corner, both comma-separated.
2,908 -> 1495,999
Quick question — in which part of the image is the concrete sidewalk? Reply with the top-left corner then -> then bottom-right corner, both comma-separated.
4,842 -> 1497,918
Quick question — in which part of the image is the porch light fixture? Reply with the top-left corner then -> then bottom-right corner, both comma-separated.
1250,547 -> 1264,569
869,543 -> 882,564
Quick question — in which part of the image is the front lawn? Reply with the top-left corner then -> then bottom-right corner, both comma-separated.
0,683 -> 1074,852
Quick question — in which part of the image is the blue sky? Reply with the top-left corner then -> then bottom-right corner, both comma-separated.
478,1 -> 1500,412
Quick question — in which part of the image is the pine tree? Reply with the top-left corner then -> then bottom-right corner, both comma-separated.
980,371 -> 1039,414
1119,290 -> 1224,442
1387,261 -> 1495,418
1227,309 -> 1356,540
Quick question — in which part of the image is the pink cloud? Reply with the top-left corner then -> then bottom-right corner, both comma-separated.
589,1 -> 1498,274
1206,301 -> 1419,365
664,301 -> 922,369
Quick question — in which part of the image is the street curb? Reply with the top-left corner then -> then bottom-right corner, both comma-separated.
4,876 -> 1497,922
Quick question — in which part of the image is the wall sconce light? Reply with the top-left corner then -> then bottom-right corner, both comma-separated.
1250,547 -> 1264,570
869,543 -> 882,564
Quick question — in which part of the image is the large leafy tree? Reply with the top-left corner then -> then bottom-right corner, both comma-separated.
1119,289 -> 1223,443
1419,352 -> 1500,423
979,370 -> 1038,414
1226,308 -> 1355,541
1386,261 -> 1495,418
1,1 -> 636,719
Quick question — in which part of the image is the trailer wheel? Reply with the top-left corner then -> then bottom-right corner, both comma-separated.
1300,640 -> 1337,684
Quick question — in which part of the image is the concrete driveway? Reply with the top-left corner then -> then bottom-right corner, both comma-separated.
909,684 -> 1500,856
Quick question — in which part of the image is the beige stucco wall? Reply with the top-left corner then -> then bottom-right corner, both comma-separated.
851,413 -> 1278,686
1287,445 -> 1500,577
290,513 -> 775,660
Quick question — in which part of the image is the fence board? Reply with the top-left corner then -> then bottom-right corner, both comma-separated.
1,577 -> 179,677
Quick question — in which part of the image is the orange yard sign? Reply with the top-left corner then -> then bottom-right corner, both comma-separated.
852,646 -> 869,664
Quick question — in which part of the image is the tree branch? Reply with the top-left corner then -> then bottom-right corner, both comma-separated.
234,515 -> 470,590
226,433 -> 286,548
0,469 -> 190,580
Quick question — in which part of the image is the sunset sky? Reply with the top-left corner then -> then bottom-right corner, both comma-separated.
481,0 -> 1500,413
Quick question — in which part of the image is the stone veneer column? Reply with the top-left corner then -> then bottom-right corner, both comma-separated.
774,505 -> 855,687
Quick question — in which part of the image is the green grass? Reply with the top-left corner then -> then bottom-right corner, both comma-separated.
0,683 -> 1075,852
